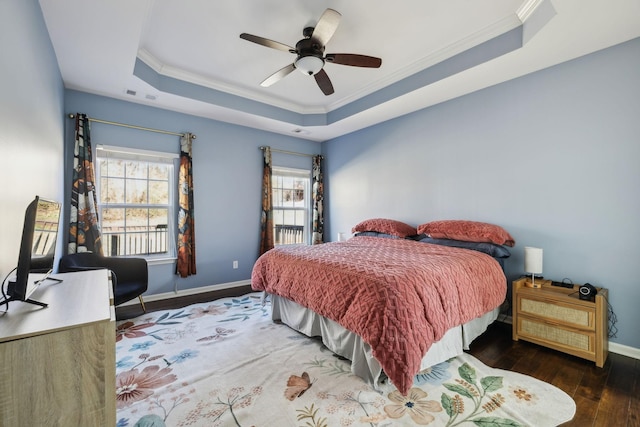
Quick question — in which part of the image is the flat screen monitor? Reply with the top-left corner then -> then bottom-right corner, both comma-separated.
3,196 -> 62,309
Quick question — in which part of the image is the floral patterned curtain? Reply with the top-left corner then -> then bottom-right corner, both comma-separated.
259,147 -> 274,255
176,133 -> 196,277
68,113 -> 103,254
311,155 -> 324,244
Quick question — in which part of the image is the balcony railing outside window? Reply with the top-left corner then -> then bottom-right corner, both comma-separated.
102,224 -> 168,256
274,225 -> 304,245
33,221 -> 58,256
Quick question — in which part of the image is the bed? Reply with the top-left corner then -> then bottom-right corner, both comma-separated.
251,219 -> 514,395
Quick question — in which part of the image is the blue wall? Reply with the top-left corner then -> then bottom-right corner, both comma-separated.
65,91 -> 320,295
2,0 -> 639,350
324,38 -> 640,349
0,0 -> 64,278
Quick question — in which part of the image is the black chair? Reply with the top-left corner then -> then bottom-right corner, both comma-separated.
59,253 -> 148,312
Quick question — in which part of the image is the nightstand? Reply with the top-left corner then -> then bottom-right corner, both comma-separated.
512,277 -> 608,367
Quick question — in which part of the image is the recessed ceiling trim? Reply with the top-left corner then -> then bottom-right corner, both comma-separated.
328,25 -> 525,125
517,0 -> 548,22
134,23 -> 526,131
131,2 -> 555,125
325,13 -> 525,112
137,12 -> 529,118
133,58 -> 328,127
137,48 -> 327,115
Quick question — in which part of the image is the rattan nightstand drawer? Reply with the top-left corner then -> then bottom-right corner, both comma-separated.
518,295 -> 595,331
516,316 -> 595,355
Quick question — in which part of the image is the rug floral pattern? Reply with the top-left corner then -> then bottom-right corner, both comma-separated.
115,293 -> 575,426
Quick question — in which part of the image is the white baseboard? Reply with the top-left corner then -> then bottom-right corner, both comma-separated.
119,279 -> 252,307
498,315 -> 639,360
609,342 -> 640,360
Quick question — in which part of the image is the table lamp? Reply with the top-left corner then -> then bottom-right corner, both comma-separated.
524,246 -> 543,288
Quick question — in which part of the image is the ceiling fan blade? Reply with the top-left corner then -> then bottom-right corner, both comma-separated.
311,8 -> 341,46
325,54 -> 382,68
260,63 -> 296,87
240,33 -> 295,53
314,69 -> 334,95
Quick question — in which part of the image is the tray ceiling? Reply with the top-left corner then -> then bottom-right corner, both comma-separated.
39,0 -> 640,141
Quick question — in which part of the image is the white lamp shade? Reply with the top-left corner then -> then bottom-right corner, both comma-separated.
524,247 -> 543,274
295,56 -> 324,75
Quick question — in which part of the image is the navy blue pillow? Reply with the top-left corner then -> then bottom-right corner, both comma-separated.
353,231 -> 400,239
418,236 -> 511,258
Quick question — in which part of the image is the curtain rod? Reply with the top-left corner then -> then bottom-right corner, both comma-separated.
259,146 -> 322,159
68,114 -> 196,139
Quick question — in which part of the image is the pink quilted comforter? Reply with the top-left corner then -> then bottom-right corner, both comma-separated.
251,236 -> 506,395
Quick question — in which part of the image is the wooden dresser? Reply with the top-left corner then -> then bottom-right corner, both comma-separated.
512,277 -> 608,367
0,269 -> 115,426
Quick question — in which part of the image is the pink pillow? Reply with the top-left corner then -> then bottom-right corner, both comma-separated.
417,220 -> 515,247
352,218 -> 417,238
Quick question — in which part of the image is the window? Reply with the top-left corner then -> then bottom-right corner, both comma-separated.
95,145 -> 178,259
272,167 -> 310,245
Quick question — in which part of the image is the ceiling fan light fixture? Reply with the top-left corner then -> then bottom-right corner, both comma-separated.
239,8 -> 381,95
295,56 -> 324,76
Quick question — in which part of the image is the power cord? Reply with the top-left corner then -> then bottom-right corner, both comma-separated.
560,277 -> 618,339
602,294 -> 618,338
0,267 -> 17,314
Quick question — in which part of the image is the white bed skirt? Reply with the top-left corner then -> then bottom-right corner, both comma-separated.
270,294 -> 499,390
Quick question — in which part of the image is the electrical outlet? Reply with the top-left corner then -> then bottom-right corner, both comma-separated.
233,260 -> 238,269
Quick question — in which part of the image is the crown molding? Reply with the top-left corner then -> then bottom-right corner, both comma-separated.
517,0 -> 547,22
137,48 -> 327,115
326,13 -> 524,111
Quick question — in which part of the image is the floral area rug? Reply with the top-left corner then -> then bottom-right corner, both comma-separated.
115,293 -> 576,426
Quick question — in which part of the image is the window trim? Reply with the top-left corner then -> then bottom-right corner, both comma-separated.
96,144 -> 179,162
95,145 -> 178,260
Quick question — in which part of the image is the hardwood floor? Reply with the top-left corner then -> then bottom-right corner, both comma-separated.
467,322 -> 639,427
116,288 -> 639,427
115,285 -> 254,321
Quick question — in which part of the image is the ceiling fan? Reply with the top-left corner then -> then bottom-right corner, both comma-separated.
239,8 -> 382,96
